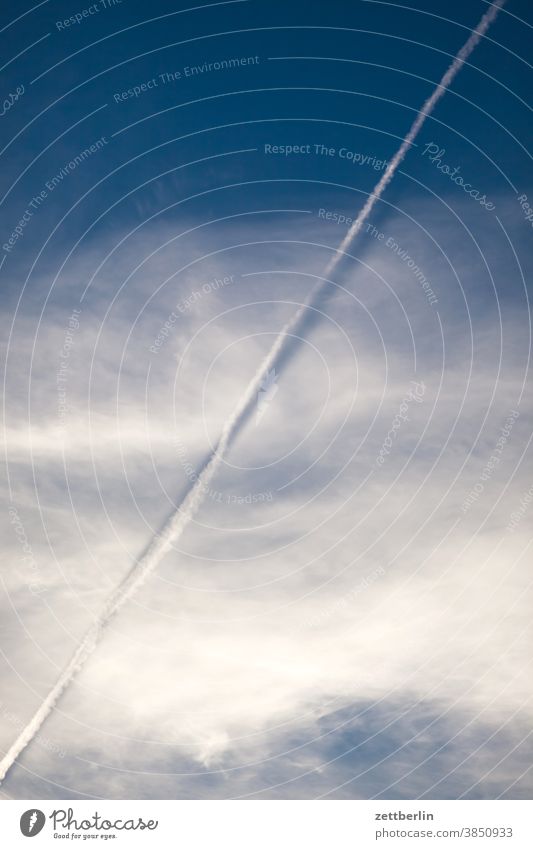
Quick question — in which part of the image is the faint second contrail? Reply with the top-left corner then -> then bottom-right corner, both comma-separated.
0,0 -> 506,783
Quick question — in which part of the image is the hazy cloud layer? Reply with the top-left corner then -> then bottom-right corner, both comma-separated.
2,199 -> 531,796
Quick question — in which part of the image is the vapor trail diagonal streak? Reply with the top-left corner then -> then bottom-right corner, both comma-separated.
0,0 -> 505,782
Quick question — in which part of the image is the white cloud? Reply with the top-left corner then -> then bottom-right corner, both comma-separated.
1,208 -> 531,797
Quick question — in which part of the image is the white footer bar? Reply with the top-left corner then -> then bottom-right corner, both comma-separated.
1,799 -> 532,847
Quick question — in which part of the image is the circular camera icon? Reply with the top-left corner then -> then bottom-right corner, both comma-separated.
20,809 -> 46,837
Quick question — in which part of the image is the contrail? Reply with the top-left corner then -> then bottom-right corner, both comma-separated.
0,0 -> 505,783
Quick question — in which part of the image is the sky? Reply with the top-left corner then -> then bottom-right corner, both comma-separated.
0,0 -> 532,799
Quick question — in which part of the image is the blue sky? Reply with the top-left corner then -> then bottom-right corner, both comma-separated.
1,0 -> 532,799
